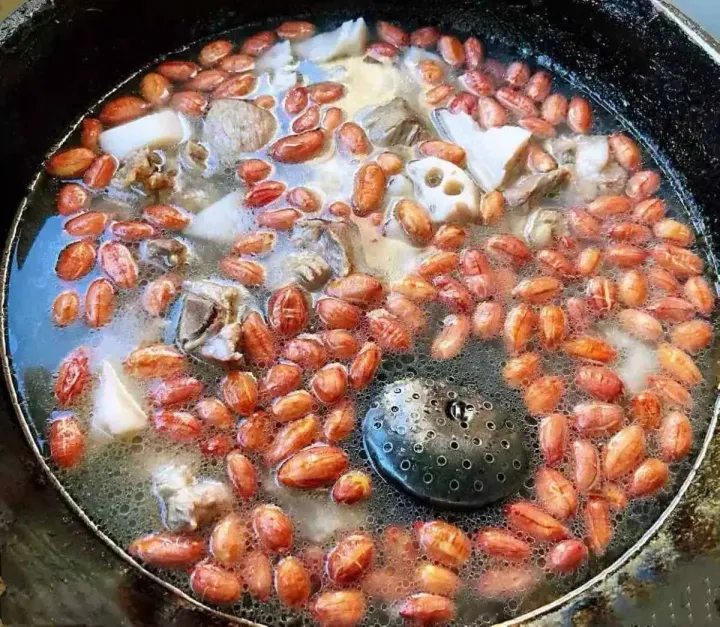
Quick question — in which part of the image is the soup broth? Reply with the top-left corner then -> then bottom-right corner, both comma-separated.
5,16 -> 718,627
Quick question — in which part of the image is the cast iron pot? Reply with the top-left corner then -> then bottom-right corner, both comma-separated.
1,0 -> 719,625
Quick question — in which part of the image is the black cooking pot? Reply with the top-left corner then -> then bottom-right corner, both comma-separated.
1,0 -> 720,625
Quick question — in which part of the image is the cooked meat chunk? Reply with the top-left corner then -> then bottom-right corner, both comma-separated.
152,464 -> 233,532
291,218 -> 367,277
203,100 -> 277,162
523,208 -> 568,249
283,252 -> 332,291
503,169 -> 570,208
141,238 -> 190,271
177,280 -> 253,365
361,97 -> 429,147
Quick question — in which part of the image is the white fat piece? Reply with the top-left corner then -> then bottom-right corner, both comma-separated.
99,110 -> 191,161
402,46 -> 449,78
569,135 -> 630,203
325,56 -> 403,119
406,156 -> 480,224
575,135 -> 610,177
306,154 -> 355,200
432,109 -> 531,191
183,190 -> 253,244
600,324 -> 660,394
256,40 -> 294,72
152,463 -> 194,498
262,473 -> 367,543
256,40 -> 297,92
354,215 -> 421,282
91,360 -> 148,440
314,171 -> 422,283
90,306 -> 165,367
293,18 -> 368,62
523,208 -> 568,249
270,69 -> 299,92
401,47 -> 454,118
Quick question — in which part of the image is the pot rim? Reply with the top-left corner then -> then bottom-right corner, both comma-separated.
0,1 -> 718,625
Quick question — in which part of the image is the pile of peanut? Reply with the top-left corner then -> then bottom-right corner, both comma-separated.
42,17 -> 715,627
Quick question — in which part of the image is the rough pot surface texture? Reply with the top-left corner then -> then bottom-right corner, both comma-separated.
1,1 -> 720,627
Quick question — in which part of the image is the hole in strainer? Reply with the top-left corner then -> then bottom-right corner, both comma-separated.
449,479 -> 460,491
